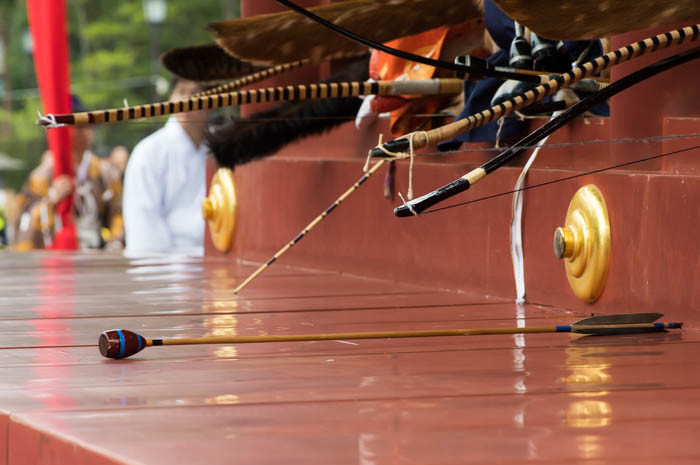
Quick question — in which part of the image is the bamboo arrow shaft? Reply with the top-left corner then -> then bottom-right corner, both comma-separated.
98,316 -> 681,358
194,59 -> 311,97
38,78 -> 464,128
232,158 -> 387,294
514,67 -> 608,84
146,323 -> 681,346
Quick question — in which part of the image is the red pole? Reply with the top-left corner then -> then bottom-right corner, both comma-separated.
26,0 -> 77,249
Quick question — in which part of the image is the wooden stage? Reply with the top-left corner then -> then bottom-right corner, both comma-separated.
2,251 -> 700,464
4,17 -> 700,464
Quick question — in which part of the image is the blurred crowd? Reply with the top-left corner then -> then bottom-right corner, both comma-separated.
1,80 -> 207,255
1,120 -> 129,251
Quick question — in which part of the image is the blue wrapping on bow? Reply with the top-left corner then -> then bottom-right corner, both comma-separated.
438,0 -> 603,151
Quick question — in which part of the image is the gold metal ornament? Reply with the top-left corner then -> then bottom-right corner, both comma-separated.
202,168 -> 237,252
553,184 -> 610,303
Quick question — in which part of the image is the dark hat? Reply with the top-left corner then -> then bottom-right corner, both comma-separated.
71,95 -> 88,113
160,43 -> 267,83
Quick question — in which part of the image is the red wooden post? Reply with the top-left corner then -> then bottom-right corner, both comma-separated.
27,0 -> 77,249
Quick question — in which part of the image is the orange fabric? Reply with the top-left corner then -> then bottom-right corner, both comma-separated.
369,22 -> 480,137
371,27 -> 450,83
370,28 -> 449,137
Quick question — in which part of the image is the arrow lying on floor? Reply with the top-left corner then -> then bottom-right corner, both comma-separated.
99,312 -> 681,359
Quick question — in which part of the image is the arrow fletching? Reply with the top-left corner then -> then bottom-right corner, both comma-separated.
570,312 -> 674,335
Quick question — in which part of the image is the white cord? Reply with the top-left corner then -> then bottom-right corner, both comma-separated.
36,112 -> 64,129
509,89 -> 578,302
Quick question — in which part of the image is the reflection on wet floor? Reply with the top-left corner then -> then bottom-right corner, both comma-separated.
1,251 -> 699,464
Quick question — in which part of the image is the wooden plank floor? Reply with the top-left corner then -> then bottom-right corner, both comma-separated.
1,251 -> 699,464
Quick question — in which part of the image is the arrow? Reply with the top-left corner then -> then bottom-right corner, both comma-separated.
37,78 -> 464,128
99,313 -> 681,359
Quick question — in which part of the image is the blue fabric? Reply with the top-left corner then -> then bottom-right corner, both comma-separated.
483,0 -> 514,50
438,0 -> 604,150
71,95 -> 88,113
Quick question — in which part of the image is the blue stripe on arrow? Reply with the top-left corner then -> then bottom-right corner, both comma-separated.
117,330 -> 126,359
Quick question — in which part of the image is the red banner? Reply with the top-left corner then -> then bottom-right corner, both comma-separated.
26,0 -> 77,249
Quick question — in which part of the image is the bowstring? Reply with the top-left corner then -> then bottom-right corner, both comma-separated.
422,144 -> 700,215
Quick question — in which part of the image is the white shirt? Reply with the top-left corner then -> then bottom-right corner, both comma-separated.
123,117 -> 208,254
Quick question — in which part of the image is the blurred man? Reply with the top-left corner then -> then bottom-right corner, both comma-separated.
123,79 -> 209,254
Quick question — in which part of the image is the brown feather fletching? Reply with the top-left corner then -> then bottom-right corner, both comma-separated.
209,0 -> 482,65
492,0 -> 700,39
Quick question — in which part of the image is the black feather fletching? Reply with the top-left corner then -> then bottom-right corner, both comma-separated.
207,57 -> 369,169
161,44 -> 267,82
